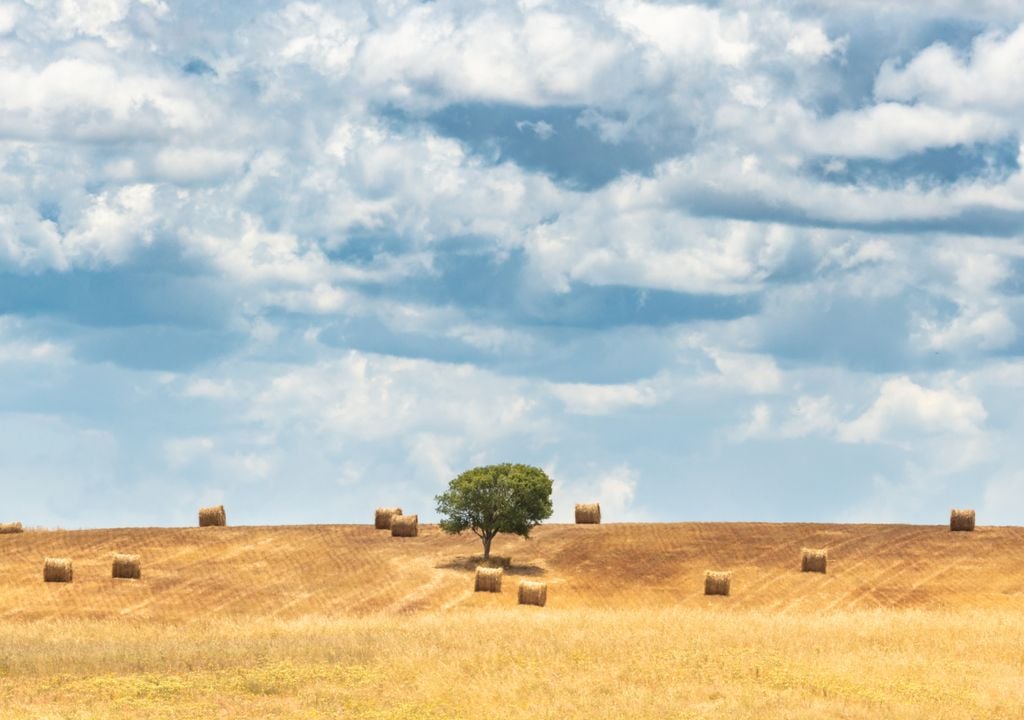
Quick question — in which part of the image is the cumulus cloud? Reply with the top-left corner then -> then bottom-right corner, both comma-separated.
0,58 -> 205,141
838,376 -> 986,444
61,184 -> 160,266
4,0 -> 1024,527
549,380 -> 658,416
876,24 -> 1024,112
248,350 -> 551,445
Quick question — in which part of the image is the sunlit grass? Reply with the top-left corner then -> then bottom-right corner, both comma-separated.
2,607 -> 1023,719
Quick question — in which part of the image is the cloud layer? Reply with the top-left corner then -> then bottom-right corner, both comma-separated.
2,0 -> 1024,528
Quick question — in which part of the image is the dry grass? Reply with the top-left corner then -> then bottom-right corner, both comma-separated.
42,557 -> 72,583
950,509 -> 976,532
474,567 -> 503,593
801,548 -> 828,574
374,508 -> 402,530
0,523 -> 1022,620
391,514 -> 418,537
0,521 -> 23,534
3,522 -> 1024,717
198,505 -> 226,527
575,503 -> 601,524
1,608 -> 1023,719
518,580 -> 547,606
112,554 -> 141,580
705,570 -> 731,596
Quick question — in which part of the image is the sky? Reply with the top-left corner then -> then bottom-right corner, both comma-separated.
3,0 -> 1024,529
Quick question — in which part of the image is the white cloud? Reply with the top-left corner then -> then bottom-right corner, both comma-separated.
549,380 -> 658,416
0,58 -> 205,140
876,24 -> 1024,112
353,3 -> 636,108
610,1 -> 753,68
800,103 -> 1009,159
702,347 -> 782,394
516,119 -> 555,140
920,307 -> 1017,352
914,248 -> 1018,352
734,395 -> 837,441
786,23 -> 845,60
839,376 -> 986,443
61,184 -> 159,267
0,204 -> 64,271
0,3 -> 20,34
184,378 -> 237,399
153,147 -> 247,184
185,214 -> 332,286
0,318 -> 68,364
733,402 -> 772,441
249,350 -> 550,445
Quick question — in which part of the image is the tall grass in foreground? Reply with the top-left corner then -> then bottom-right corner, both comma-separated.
1,608 -> 1023,719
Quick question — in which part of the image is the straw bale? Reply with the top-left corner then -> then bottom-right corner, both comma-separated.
112,553 -> 141,580
950,508 -> 975,532
375,507 -> 402,530
704,570 -> 731,596
44,557 -> 73,583
801,548 -> 828,573
391,514 -> 418,537
575,503 -> 601,524
475,567 -> 503,593
198,505 -> 226,527
0,522 -> 23,534
518,580 -> 547,606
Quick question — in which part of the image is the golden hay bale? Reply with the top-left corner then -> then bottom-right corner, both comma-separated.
43,558 -> 73,583
198,505 -> 226,527
704,570 -> 731,596
518,580 -> 547,606
575,502 -> 601,524
801,548 -> 828,573
475,567 -> 503,593
112,553 -> 141,580
374,507 -> 403,530
391,514 -> 418,537
0,522 -> 23,534
950,508 -> 975,532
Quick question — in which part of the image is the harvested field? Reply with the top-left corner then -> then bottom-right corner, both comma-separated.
3,522 -> 1024,719
0,523 -> 1022,619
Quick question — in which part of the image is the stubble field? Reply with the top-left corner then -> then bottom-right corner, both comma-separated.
2,522 -> 1023,718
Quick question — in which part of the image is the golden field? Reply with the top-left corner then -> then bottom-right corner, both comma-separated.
2,522 -> 1024,718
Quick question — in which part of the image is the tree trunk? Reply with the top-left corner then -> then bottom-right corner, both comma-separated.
482,534 -> 492,560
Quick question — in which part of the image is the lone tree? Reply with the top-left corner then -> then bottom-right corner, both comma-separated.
435,463 -> 553,561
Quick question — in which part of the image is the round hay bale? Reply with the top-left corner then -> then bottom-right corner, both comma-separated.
0,522 -> 23,534
704,570 -> 731,596
475,567 -> 503,593
801,548 -> 828,574
43,557 -> 73,583
112,553 -> 141,580
950,508 -> 975,532
391,514 -> 418,537
575,503 -> 601,524
198,505 -> 226,527
374,507 -> 402,530
518,580 -> 547,607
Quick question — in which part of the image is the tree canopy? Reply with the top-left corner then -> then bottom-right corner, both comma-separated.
434,463 -> 553,560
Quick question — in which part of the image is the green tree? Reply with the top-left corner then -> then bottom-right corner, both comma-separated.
435,463 -> 553,561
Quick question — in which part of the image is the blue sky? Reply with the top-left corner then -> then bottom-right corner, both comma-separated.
3,0 -> 1024,528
